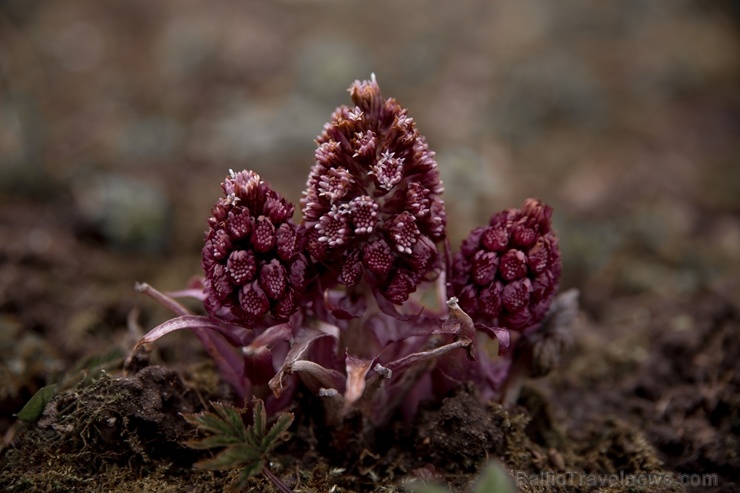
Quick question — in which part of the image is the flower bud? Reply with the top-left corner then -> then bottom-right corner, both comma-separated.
450,199 -> 562,331
300,75 -> 446,303
202,170 -> 309,327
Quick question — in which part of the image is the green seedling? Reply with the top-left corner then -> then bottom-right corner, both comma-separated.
182,398 -> 294,492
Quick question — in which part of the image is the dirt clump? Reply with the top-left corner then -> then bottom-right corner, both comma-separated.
0,366 -> 216,492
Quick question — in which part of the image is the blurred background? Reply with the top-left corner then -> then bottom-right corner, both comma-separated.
1,0 -> 739,400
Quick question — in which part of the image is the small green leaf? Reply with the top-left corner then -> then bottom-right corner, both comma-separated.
240,459 -> 266,482
246,397 -> 266,448
473,461 -> 517,493
213,402 -> 248,442
252,397 -> 267,440
182,410 -> 235,437
185,434 -> 243,450
261,412 -> 294,452
182,398 -> 293,483
16,384 -> 57,422
194,444 -> 263,470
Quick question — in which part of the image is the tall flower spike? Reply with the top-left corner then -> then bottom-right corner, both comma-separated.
202,170 -> 309,328
301,75 -> 447,304
450,199 -> 562,332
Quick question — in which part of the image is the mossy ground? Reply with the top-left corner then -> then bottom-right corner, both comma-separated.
1,289 -> 737,492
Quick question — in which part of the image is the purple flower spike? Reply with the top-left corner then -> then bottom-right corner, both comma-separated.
202,170 -> 309,328
450,199 -> 562,332
301,74 -> 446,304
136,79 -> 577,426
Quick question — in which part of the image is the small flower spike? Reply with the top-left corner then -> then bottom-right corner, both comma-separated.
202,170 -> 309,328
450,199 -> 562,332
301,74 -> 446,304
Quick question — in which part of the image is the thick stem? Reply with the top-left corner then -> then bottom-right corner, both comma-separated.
339,281 -> 376,358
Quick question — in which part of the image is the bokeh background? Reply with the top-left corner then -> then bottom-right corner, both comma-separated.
1,0 -> 739,386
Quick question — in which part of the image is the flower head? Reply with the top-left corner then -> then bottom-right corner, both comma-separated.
202,170 -> 309,328
301,75 -> 446,303
136,80 -> 575,431
450,199 -> 562,332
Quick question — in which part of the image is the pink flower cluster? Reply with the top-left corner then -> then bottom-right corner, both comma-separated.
201,170 -> 309,328
301,75 -> 445,304
450,199 -> 562,333
137,76 -> 568,424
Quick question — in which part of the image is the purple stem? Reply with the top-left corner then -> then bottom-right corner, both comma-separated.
135,282 -> 191,316
135,282 -> 247,397
262,467 -> 293,493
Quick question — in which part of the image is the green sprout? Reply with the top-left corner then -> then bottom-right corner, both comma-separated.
182,398 -> 294,492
